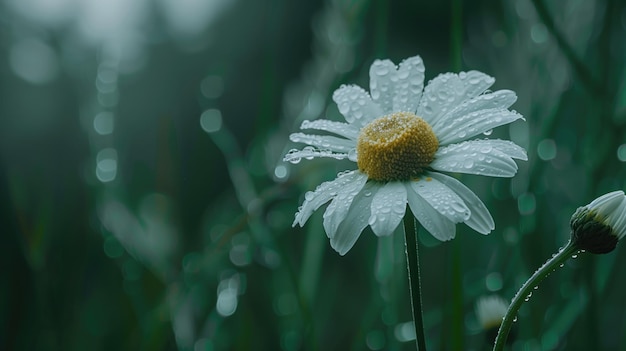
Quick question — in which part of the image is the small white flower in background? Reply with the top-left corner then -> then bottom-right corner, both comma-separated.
475,295 -> 508,331
285,54 -> 527,255
570,190 -> 626,254
475,295 -> 511,344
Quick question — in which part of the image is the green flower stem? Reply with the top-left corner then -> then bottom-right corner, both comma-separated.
403,213 -> 427,351
493,240 -> 579,351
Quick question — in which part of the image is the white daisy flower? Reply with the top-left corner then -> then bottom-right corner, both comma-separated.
285,55 -> 527,255
570,190 -> 626,254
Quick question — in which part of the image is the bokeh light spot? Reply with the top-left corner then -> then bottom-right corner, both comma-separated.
366,330 -> 385,350
93,111 -> 115,135
216,288 -> 238,317
9,38 -> 59,84
517,192 -> 536,215
273,293 -> 297,316
394,321 -> 416,342
96,148 -> 118,182
485,272 -> 503,292
530,23 -> 548,43
537,139 -> 556,161
201,75 -> 224,99
274,165 -> 288,180
617,144 -> 626,162
491,30 -> 508,47
200,109 -> 222,133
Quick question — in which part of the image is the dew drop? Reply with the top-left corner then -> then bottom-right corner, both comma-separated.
348,148 -> 358,162
483,129 -> 493,136
374,63 -> 389,76
368,215 -> 377,226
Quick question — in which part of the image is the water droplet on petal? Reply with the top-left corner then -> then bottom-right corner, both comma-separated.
348,148 -> 358,162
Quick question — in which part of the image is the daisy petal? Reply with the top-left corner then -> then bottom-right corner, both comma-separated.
392,56 -> 425,113
611,198 -> 626,238
284,148 -> 348,163
323,174 -> 369,238
330,181 -> 377,255
432,140 -> 525,177
428,172 -> 494,234
435,108 -> 524,145
406,184 -> 456,241
487,139 -> 528,160
441,90 -> 518,124
457,71 -> 496,100
289,133 -> 354,152
369,59 -> 397,113
417,71 -> 495,124
300,119 -> 360,140
408,177 -> 470,223
369,182 -> 407,237
293,171 -> 362,226
333,85 -> 383,127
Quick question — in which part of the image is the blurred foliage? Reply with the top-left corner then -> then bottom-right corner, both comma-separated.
2,0 -> 626,350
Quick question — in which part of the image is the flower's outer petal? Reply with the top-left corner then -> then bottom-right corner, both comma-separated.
323,173 -> 370,238
284,148 -> 348,163
369,59 -> 397,114
435,109 -> 524,145
330,181 -> 378,255
333,85 -> 383,127
457,71 -> 496,100
293,171 -> 363,226
418,71 -> 495,125
289,133 -> 355,152
428,172 -> 494,234
436,109 -> 524,145
408,177 -> 470,223
369,182 -> 407,237
435,90 -> 517,128
392,56 -> 425,114
431,89 -> 522,144
588,190 -> 625,215
608,196 -> 626,239
432,139 -> 526,177
486,139 -> 528,160
405,183 -> 456,241
300,119 -> 360,140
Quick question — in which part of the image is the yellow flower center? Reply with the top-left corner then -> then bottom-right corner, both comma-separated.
356,112 -> 439,181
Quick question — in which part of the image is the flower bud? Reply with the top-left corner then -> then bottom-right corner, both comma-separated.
570,191 -> 626,254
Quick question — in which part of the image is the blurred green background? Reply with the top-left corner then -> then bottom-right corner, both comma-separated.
2,0 -> 626,350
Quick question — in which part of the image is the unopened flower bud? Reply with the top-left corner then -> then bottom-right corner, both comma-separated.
570,191 -> 626,254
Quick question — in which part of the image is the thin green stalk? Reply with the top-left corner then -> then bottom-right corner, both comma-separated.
403,214 -> 427,351
493,240 -> 579,351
